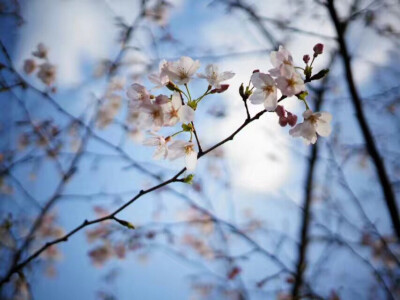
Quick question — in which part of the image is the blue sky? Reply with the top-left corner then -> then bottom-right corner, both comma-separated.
1,0 -> 399,299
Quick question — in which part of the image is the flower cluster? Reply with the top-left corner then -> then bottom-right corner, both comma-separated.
23,43 -> 56,87
244,44 -> 332,145
127,56 -> 235,173
249,45 -> 305,111
123,44 -> 332,173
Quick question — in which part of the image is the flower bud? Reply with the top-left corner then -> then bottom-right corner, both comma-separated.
166,81 -> 180,92
313,43 -> 324,56
275,105 -> 286,118
279,117 -> 288,127
239,83 -> 245,99
310,69 -> 329,81
210,84 -> 229,94
303,55 -> 310,64
287,113 -> 298,127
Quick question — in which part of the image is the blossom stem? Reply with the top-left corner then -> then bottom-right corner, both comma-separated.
191,121 -> 203,154
184,83 -> 192,101
195,91 -> 211,104
302,99 -> 310,110
170,130 -> 184,138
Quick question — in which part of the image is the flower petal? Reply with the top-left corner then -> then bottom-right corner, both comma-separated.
249,90 -> 266,105
316,120 -> 332,137
179,105 -> 195,123
185,150 -> 198,172
263,90 -> 278,110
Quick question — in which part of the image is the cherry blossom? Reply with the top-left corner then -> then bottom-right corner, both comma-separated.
275,71 -> 305,97
148,60 -> 169,89
127,83 -> 151,104
143,132 -> 169,160
32,43 -> 48,59
164,56 -> 200,85
249,72 -> 278,110
96,94 -> 122,128
37,62 -> 56,86
163,92 -> 195,126
139,102 -> 165,131
269,45 -> 295,77
23,59 -> 36,74
197,64 -> 235,88
289,110 -> 332,144
168,140 -> 197,172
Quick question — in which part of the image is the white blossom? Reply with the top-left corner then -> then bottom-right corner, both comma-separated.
126,83 -> 151,104
269,45 -> 295,78
37,63 -> 56,86
163,92 -> 195,126
198,64 -> 234,88
23,59 -> 36,74
168,140 -> 197,172
108,77 -> 125,92
143,132 -> 169,160
275,71 -> 305,97
32,43 -> 48,59
96,94 -> 122,128
140,102 -> 165,131
249,72 -> 278,110
289,110 -> 332,145
164,56 -> 200,85
148,60 -> 169,89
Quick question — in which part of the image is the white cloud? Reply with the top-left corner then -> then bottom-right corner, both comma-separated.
15,0 -> 120,87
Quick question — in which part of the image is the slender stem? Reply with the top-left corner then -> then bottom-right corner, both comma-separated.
184,83 -> 192,101
191,121 -> 203,154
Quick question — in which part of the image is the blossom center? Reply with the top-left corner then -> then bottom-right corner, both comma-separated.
185,145 -> 194,154
287,78 -> 296,87
263,85 -> 274,94
283,59 -> 291,65
307,115 -> 319,124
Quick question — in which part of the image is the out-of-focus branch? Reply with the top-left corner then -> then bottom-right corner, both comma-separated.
326,0 -> 400,240
315,223 -> 396,300
0,98 -> 270,286
259,16 -> 335,40
291,71 -> 331,299
217,0 -> 279,48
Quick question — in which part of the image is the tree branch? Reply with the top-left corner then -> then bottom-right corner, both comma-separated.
326,0 -> 400,240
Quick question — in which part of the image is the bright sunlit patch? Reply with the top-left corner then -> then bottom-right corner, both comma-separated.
201,56 -> 291,192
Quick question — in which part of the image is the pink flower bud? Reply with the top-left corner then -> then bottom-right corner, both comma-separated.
287,113 -> 298,127
313,43 -> 324,55
210,84 -> 229,94
279,117 -> 288,127
303,55 -> 310,64
275,105 -> 286,118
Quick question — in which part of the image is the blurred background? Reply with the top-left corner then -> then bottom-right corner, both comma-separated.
0,0 -> 399,299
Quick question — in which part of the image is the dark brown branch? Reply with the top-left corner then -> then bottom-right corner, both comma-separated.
191,121 -> 203,154
326,0 -> 400,240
